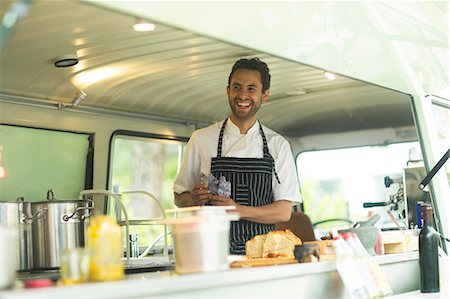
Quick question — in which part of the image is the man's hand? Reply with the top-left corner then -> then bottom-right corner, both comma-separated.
174,183 -> 211,207
209,196 -> 291,224
190,183 -> 211,206
209,195 -> 236,207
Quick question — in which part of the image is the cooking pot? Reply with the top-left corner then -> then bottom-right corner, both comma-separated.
31,190 -> 93,269
166,206 -> 238,274
0,197 -> 42,271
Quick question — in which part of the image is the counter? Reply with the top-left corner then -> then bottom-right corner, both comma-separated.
0,252 -> 447,299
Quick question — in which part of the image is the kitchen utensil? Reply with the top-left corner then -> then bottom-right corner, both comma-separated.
387,210 -> 405,230
31,190 -> 93,269
230,257 -> 297,268
0,197 -> 42,270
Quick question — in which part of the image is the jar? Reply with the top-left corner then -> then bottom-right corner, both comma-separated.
87,215 -> 124,281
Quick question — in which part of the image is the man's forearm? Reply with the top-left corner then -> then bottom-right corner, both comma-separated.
235,200 -> 292,224
174,192 -> 194,207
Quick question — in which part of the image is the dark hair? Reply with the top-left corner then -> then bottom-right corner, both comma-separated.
228,57 -> 271,92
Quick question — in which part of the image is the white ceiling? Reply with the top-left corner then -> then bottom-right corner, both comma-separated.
0,0 -> 415,138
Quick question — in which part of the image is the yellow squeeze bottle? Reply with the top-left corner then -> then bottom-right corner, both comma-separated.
87,215 -> 124,281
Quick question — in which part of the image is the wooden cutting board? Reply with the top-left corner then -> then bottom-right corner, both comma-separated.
230,258 -> 297,268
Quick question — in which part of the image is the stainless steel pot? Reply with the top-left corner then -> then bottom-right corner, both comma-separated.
31,191 -> 93,269
0,198 -> 40,271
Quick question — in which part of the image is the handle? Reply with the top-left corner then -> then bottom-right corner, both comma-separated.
363,202 -> 389,208
62,206 -> 94,222
24,207 -> 48,222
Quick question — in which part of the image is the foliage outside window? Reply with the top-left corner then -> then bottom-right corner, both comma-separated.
109,133 -> 186,251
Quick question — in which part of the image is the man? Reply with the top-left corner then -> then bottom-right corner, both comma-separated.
173,57 -> 301,254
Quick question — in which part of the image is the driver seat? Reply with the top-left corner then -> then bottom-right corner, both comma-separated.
275,212 -> 316,242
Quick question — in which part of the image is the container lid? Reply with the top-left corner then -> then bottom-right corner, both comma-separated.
24,279 -> 54,289
32,199 -> 91,204
166,205 -> 235,216
162,213 -> 240,225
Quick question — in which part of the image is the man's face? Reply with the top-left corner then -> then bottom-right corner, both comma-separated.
227,69 -> 269,122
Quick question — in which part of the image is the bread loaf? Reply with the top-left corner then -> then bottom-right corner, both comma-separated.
246,229 -> 302,259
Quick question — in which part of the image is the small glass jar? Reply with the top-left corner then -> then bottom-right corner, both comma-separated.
59,247 -> 89,285
87,215 -> 124,282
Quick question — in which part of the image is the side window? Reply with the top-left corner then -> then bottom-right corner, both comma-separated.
296,141 -> 422,233
0,124 -> 92,201
431,97 -> 449,178
108,131 -> 187,250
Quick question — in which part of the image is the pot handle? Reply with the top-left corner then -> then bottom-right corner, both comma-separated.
25,208 -> 48,222
62,206 -> 94,222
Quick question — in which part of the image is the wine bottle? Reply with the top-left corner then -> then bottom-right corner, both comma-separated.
419,204 -> 440,293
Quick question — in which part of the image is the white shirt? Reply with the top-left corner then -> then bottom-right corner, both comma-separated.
174,118 -> 302,203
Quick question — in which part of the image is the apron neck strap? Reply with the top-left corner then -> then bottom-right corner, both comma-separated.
217,119 -> 270,157
216,118 -> 281,184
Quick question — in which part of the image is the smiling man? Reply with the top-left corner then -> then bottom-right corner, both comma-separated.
173,58 -> 301,254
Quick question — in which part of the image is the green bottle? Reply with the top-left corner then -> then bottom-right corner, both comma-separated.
419,204 -> 439,293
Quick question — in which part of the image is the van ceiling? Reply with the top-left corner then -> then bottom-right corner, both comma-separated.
0,0 -> 414,138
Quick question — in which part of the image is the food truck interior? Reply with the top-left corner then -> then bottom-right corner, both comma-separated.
0,0 -> 449,298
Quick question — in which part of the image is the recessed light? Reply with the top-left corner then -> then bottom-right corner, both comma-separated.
54,54 -> 79,67
133,19 -> 156,32
324,71 -> 337,80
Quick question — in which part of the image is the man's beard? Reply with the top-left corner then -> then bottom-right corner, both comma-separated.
229,97 -> 262,121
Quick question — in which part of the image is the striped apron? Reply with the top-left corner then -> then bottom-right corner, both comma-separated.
210,118 -> 280,254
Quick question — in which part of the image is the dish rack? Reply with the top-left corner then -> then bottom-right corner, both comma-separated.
79,189 -> 169,266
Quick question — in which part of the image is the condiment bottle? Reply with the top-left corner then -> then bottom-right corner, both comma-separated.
349,233 -> 392,297
333,234 -> 369,298
87,215 -> 124,282
343,233 -> 380,298
419,204 -> 439,293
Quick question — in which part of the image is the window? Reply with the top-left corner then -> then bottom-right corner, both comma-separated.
296,141 -> 422,232
108,131 -> 187,251
431,97 -> 449,178
0,124 -> 92,202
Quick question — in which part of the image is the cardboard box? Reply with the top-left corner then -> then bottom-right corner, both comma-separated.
381,230 -> 419,254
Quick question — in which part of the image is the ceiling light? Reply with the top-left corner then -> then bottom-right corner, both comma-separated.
324,71 -> 337,80
54,54 -> 79,67
133,18 -> 156,32
71,91 -> 87,107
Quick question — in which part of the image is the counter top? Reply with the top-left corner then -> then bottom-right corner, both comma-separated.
0,252 -> 441,299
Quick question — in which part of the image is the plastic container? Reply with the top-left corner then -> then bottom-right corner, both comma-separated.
166,207 -> 239,274
333,234 -> 369,298
87,215 -> 124,281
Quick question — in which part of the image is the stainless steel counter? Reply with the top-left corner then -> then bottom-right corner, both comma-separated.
1,252 -> 442,299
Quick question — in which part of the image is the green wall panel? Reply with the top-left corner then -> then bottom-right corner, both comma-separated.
0,125 -> 90,202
